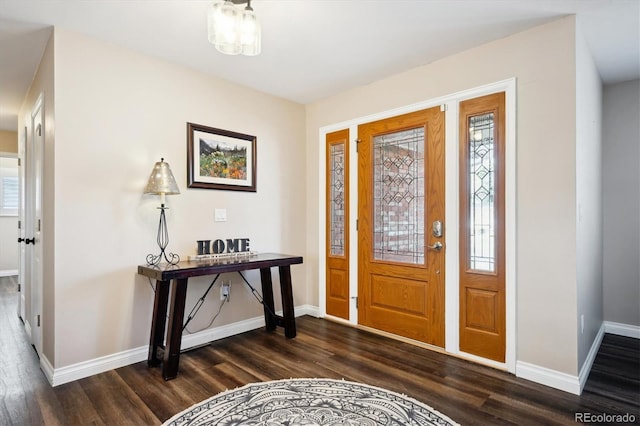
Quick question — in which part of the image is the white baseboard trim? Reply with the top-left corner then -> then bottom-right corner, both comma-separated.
40,353 -> 55,385
0,269 -> 18,277
516,361 -> 581,395
48,305 -> 319,387
516,323 -> 606,396
604,321 -> 640,339
578,322 -> 605,394
50,344 -> 148,387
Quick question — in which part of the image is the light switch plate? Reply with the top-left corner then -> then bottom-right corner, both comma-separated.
215,208 -> 227,222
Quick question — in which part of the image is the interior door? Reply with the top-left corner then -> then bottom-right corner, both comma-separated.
18,127 -> 26,320
27,96 -> 44,356
325,129 -> 350,320
357,106 -> 445,347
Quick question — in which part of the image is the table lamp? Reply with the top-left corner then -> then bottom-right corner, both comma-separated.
144,158 -> 180,265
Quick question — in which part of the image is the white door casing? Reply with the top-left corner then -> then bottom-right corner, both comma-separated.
317,79 -> 517,373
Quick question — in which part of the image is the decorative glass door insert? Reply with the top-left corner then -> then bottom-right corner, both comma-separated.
329,142 -> 346,256
372,127 -> 425,265
467,113 -> 496,272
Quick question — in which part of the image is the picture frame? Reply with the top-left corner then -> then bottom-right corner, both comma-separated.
187,122 -> 257,192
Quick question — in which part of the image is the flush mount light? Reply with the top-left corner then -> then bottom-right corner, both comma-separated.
208,0 -> 261,56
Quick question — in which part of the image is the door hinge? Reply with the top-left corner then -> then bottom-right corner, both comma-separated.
440,104 -> 447,112
356,219 -> 358,231
18,158 -> 21,166
37,314 -> 41,327
18,220 -> 21,229
351,296 -> 358,309
17,284 -> 21,292
38,219 -> 41,232
355,138 -> 362,152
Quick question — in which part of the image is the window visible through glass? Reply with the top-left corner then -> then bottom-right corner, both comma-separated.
372,128 -> 425,265
468,113 -> 495,272
329,143 -> 345,256
1,176 -> 18,213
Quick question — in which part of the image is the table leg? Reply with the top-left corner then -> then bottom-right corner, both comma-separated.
163,278 -> 188,380
148,279 -> 169,367
278,265 -> 296,338
259,268 -> 277,331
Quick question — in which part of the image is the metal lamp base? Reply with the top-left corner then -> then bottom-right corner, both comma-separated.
146,205 -> 180,266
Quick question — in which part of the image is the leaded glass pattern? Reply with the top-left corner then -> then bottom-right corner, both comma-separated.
468,113 -> 495,272
373,128 -> 425,264
329,143 -> 345,256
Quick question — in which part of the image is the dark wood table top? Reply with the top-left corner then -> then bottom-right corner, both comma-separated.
137,252 -> 303,281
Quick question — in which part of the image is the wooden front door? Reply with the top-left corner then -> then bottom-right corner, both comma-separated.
357,106 -> 445,347
459,92 -> 506,362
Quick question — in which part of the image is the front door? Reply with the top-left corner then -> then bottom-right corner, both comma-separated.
357,106 -> 445,347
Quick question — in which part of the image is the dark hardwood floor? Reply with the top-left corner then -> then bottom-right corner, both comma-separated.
1,276 -> 638,425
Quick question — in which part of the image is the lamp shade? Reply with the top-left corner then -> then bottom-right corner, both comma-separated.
144,158 -> 180,196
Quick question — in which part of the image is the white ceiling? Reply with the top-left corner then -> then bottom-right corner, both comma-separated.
1,0 -> 639,131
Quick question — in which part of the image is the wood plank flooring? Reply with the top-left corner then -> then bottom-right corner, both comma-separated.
1,276 -> 638,425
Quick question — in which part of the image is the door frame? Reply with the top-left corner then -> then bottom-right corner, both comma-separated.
318,78 -> 517,373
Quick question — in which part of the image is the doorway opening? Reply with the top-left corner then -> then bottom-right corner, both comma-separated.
319,79 -> 516,372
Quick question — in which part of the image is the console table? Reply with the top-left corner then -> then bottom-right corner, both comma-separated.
137,253 -> 303,380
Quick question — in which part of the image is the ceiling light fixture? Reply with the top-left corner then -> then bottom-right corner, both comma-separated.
208,0 -> 261,56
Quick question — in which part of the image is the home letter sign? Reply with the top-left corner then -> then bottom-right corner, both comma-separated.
196,238 -> 250,255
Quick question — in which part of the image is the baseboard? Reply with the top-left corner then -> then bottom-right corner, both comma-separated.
49,305 -> 319,387
0,269 -> 18,277
604,321 -> 640,339
40,353 -> 55,385
578,322 -> 605,394
516,361 -> 581,395
50,343 -> 150,386
516,323 -> 606,396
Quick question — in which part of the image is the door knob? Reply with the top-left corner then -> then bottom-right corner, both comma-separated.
25,238 -> 35,245
427,242 -> 443,251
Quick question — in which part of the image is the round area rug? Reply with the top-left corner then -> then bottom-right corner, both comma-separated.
163,378 -> 459,425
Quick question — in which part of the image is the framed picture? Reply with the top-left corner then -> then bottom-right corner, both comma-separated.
187,122 -> 257,192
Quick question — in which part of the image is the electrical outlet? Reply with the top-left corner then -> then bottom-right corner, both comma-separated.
221,282 -> 230,301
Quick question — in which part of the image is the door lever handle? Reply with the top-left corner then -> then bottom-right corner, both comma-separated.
25,238 -> 35,245
427,242 -> 443,251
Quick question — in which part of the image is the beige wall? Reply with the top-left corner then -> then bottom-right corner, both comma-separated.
0,130 -> 18,153
575,23 -> 603,372
52,29 -> 306,367
305,17 -> 580,375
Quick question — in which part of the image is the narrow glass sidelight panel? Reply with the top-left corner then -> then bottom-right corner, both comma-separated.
329,142 -> 346,256
468,113 -> 495,272
372,127 -> 425,265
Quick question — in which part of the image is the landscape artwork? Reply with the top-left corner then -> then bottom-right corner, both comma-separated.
187,123 -> 257,192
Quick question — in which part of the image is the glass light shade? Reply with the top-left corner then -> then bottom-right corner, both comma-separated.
208,0 -> 241,55
144,159 -> 180,197
207,1 -> 223,44
240,5 -> 261,56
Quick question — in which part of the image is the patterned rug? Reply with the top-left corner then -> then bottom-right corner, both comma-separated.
163,378 -> 459,425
